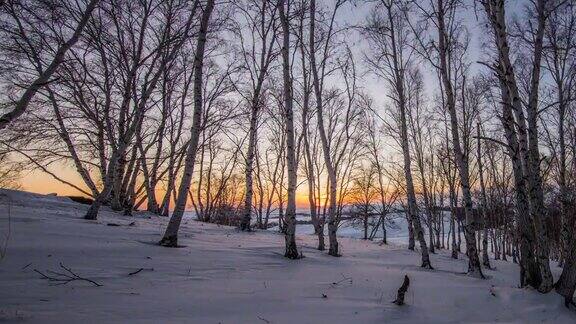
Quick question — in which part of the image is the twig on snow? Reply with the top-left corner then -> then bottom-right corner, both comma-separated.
129,268 -> 144,276
34,262 -> 102,287
128,267 -> 154,276
331,273 -> 353,287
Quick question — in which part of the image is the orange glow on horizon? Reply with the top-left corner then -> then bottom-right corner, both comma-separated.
21,166 -> 318,210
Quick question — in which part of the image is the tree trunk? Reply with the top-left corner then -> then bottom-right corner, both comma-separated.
278,0 -> 300,259
240,20 -> 275,230
401,103 -> 431,268
436,0 -> 482,279
524,0 -> 554,293
450,188 -> 458,259
477,125 -> 492,269
309,0 -> 339,256
240,104 -> 259,231
481,0 -> 552,291
382,215 -> 387,244
498,74 -> 541,287
556,230 -> 576,307
406,208 -> 415,251
159,0 -> 215,246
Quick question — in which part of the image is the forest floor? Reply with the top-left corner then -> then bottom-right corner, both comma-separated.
0,189 -> 574,323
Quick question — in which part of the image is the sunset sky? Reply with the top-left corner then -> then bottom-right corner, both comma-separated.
15,0 -> 507,209
20,162 -> 318,209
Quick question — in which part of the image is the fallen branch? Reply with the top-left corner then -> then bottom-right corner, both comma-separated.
128,268 -> 144,276
128,267 -> 154,276
331,273 -> 353,287
34,262 -> 102,287
392,275 -> 410,306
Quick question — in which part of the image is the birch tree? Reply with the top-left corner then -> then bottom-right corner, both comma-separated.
295,3 -> 325,250
234,0 -> 280,231
543,0 -> 576,266
86,0 -> 203,220
0,0 -> 100,131
363,0 -> 431,268
309,0 -> 345,257
159,0 -> 216,247
413,0 -> 483,277
542,0 -> 576,305
278,0 -> 300,259
478,0 -> 555,292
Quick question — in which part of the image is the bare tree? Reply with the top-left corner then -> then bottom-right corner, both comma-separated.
295,2 -> 324,250
234,0 -> 280,231
542,0 -> 576,305
362,0 -> 431,268
409,0 -> 483,277
160,0 -> 216,246
349,165 -> 378,240
85,0 -> 204,221
0,0 -> 100,131
278,0 -> 300,259
477,122 -> 492,269
478,0 -> 555,292
309,0 -> 346,257
364,101 -> 399,244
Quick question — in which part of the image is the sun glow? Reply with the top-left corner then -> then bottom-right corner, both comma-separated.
21,164 -> 318,210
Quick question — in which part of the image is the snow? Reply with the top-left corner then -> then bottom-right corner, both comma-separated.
264,213 -> 417,245
0,189 -> 574,323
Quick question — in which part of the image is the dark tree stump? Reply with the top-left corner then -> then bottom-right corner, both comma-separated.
393,275 -> 410,306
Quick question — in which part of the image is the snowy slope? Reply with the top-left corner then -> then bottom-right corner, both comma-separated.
0,189 -> 573,323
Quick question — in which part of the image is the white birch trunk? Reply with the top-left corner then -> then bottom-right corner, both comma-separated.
159,0 -> 214,245
436,0 -> 483,278
278,0 -> 299,259
309,0 -> 340,256
481,0 -> 552,290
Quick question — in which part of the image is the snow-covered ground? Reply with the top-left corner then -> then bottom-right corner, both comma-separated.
264,213 -> 421,246
0,189 -> 574,323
